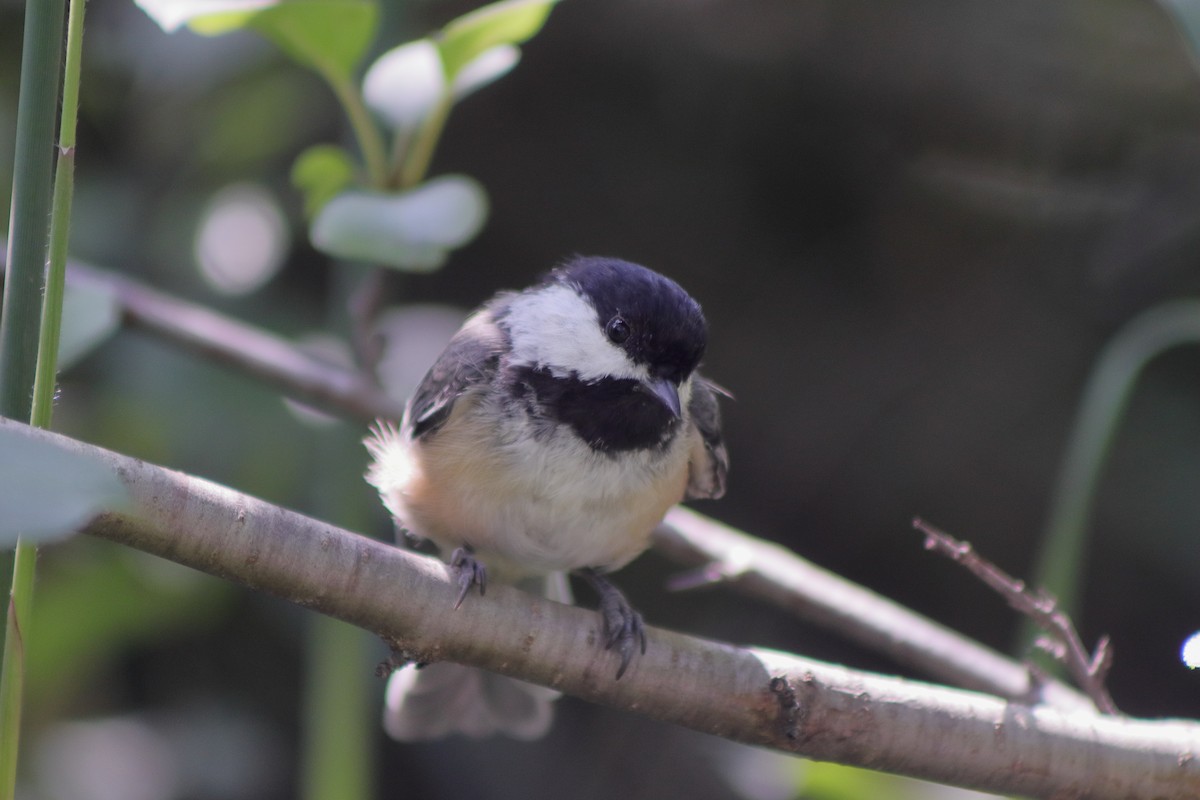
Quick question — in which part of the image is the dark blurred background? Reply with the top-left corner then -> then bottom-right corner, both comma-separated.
4,0 -> 1200,798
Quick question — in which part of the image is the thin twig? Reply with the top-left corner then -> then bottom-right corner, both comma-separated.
913,517 -> 1119,715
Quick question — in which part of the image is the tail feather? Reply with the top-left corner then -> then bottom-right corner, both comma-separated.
383,572 -> 570,741
384,663 -> 558,741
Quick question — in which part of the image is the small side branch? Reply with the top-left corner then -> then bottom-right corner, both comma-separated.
913,517 -> 1118,715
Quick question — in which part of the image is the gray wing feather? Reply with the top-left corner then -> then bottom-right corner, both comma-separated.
407,304 -> 509,440
685,375 -> 728,499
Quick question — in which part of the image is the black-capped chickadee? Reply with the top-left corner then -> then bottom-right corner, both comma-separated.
365,255 -> 728,740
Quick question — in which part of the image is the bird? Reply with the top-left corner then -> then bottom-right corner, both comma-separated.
365,255 -> 728,740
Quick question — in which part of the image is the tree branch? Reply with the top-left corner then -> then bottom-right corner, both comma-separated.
4,416 -> 1199,799
64,263 -> 405,423
20,258 -> 1093,709
656,507 -> 1093,712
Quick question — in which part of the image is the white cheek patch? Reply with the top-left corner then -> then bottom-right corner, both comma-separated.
505,284 -> 646,382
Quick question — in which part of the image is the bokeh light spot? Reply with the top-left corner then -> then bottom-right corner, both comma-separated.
1181,632 -> 1200,669
194,183 -> 287,296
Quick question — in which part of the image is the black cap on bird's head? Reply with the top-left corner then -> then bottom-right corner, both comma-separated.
503,255 -> 710,452
549,255 -> 708,389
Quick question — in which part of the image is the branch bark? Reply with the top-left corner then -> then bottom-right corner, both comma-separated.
38,261 -> 1097,706
656,507 -> 1093,712
5,416 -> 1199,799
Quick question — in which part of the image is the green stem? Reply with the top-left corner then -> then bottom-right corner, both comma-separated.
0,0 -> 85,795
301,616 -> 373,800
1022,300 -> 1200,651
31,148 -> 74,429
0,543 -> 34,799
396,93 -> 453,189
0,0 -> 65,420
30,0 -> 84,429
290,56 -> 389,800
298,247 -> 380,800
328,72 -> 389,189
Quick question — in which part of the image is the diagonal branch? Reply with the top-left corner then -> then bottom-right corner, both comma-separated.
4,415 -> 1199,799
656,508 -> 1092,711
65,263 -> 405,422
6,257 -> 1092,709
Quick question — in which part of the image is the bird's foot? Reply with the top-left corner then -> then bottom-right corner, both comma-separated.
578,568 -> 646,679
450,546 -> 487,609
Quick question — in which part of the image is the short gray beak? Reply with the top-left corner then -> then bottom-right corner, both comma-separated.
641,376 -> 682,418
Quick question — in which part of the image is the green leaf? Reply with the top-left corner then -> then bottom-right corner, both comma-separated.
452,44 -> 521,97
291,144 -> 358,217
244,1 -> 378,84
135,0 -> 378,85
310,175 -> 489,271
133,0 -> 273,33
57,281 -> 120,371
437,0 -> 559,81
0,425 -> 127,546
362,39 -> 446,131
364,38 -> 522,132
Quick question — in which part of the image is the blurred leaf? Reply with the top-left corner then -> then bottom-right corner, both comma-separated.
364,39 -> 521,132
0,426 -> 127,545
799,761 -> 998,800
801,762 -> 903,800
362,39 -> 445,131
310,175 -> 488,270
452,44 -> 521,97
242,1 -> 378,85
133,0 -> 274,32
136,0 -> 378,86
57,281 -> 120,370
292,144 -> 358,217
437,0 -> 558,81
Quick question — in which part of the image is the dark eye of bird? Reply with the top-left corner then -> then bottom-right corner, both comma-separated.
605,316 -> 630,344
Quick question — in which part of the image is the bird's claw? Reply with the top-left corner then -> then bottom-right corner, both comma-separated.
450,546 -> 486,609
600,593 -> 646,679
580,569 -> 647,679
